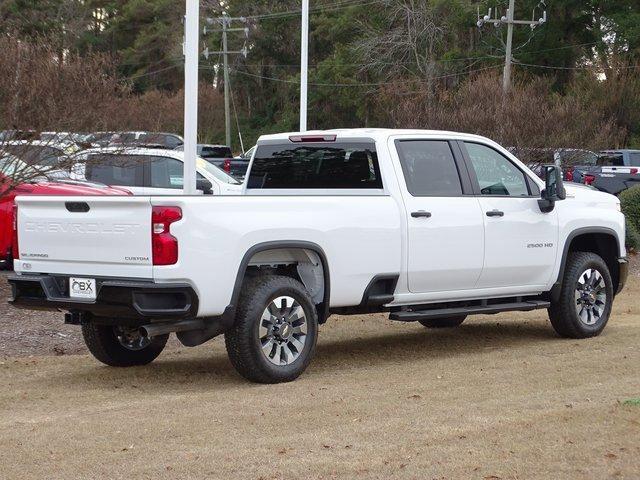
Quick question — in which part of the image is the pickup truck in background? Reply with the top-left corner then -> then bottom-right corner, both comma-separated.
9,129 -> 628,383
175,144 -> 251,180
579,149 -> 640,195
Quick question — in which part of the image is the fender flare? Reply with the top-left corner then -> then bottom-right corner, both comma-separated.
222,241 -> 331,324
550,226 -> 622,301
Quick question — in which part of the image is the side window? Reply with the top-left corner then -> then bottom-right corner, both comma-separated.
148,156 -> 184,189
465,143 -> 530,197
629,153 -> 640,167
85,154 -> 143,187
396,140 -> 463,196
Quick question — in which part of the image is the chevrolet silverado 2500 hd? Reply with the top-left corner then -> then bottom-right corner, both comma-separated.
9,129 -> 628,383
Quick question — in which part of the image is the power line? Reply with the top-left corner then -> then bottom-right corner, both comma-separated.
224,64 -> 504,87
514,61 -> 640,71
224,0 -> 385,21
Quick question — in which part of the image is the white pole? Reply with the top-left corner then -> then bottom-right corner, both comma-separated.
300,0 -> 309,132
183,0 -> 199,195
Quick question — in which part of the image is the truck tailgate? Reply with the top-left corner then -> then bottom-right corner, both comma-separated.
15,196 -> 153,278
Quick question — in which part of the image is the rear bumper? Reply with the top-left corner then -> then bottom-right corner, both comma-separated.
8,274 -> 198,322
617,257 -> 629,295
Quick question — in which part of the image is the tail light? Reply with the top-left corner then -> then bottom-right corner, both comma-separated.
223,158 -> 232,173
564,166 -> 574,182
12,204 -> 19,261
631,168 -> 638,175
152,206 -> 182,266
584,174 -> 596,186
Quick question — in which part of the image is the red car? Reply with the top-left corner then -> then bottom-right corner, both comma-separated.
0,166 -> 130,268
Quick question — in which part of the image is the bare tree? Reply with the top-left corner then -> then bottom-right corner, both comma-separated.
355,0 -> 446,92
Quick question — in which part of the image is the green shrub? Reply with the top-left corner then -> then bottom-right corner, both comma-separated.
620,185 -> 640,233
626,219 -> 640,252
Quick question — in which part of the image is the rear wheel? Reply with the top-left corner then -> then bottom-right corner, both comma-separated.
225,275 -> 318,384
418,316 -> 466,329
81,323 -> 169,367
548,252 -> 613,338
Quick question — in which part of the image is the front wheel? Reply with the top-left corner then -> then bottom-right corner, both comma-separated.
548,252 -> 614,338
81,323 -> 169,367
225,275 -> 319,384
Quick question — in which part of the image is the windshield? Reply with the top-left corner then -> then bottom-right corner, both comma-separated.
0,155 -> 44,181
197,158 -> 240,184
1,144 -> 65,167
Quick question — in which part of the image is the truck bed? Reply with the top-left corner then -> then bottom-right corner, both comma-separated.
14,194 -> 402,317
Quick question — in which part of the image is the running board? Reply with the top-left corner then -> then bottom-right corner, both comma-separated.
389,300 -> 551,322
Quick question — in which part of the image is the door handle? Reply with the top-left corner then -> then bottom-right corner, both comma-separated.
411,210 -> 432,218
486,210 -> 505,218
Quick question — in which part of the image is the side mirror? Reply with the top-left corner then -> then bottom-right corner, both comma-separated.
196,177 -> 213,195
539,165 -> 566,213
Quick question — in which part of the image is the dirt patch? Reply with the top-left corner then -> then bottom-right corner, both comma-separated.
0,261 -> 639,479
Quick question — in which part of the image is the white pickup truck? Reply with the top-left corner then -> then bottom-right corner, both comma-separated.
9,129 -> 628,383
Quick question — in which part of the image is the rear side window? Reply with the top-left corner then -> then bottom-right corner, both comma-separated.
148,156 -> 185,189
85,154 -> 144,187
200,146 -> 232,158
248,143 -> 382,190
396,140 -> 463,196
629,153 -> 640,166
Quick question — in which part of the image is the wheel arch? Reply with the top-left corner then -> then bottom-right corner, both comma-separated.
551,227 -> 623,302
226,241 -> 331,323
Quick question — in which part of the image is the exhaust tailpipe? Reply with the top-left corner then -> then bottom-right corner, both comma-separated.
139,319 -> 205,338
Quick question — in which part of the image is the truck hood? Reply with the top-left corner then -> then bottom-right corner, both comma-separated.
564,183 -> 620,206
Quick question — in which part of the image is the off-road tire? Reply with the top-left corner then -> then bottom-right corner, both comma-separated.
548,251 -> 614,339
81,323 -> 169,367
418,316 -> 467,328
225,275 -> 319,384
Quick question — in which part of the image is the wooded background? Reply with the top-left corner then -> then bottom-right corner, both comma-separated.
1,0 -> 639,152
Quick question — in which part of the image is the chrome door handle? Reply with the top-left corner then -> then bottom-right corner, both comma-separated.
411,211 -> 432,218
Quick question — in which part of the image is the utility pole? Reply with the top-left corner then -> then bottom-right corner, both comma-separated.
203,16 -> 249,148
503,0 -> 515,93
477,1 -> 547,93
300,0 -> 309,132
183,0 -> 199,195
222,14 -> 231,147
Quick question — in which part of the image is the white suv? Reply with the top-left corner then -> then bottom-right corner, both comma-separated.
71,147 -> 242,195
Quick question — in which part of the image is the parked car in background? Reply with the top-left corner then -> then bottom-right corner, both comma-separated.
84,132 -> 184,149
0,130 -> 38,142
71,147 -> 241,195
84,132 -> 119,147
0,140 -> 81,176
509,147 -> 598,182
175,143 -> 249,179
0,156 -> 130,268
39,132 -> 91,146
109,131 -> 184,149
598,150 -> 640,169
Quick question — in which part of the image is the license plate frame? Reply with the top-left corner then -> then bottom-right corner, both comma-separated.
69,277 -> 97,301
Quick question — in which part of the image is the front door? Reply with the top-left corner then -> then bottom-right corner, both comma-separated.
395,139 -> 485,293
462,141 -> 559,289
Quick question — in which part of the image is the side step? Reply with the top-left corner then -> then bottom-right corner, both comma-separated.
389,300 -> 550,322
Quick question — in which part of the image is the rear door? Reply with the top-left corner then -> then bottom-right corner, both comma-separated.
461,141 -> 558,289
393,139 -> 485,293
15,196 -> 153,278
